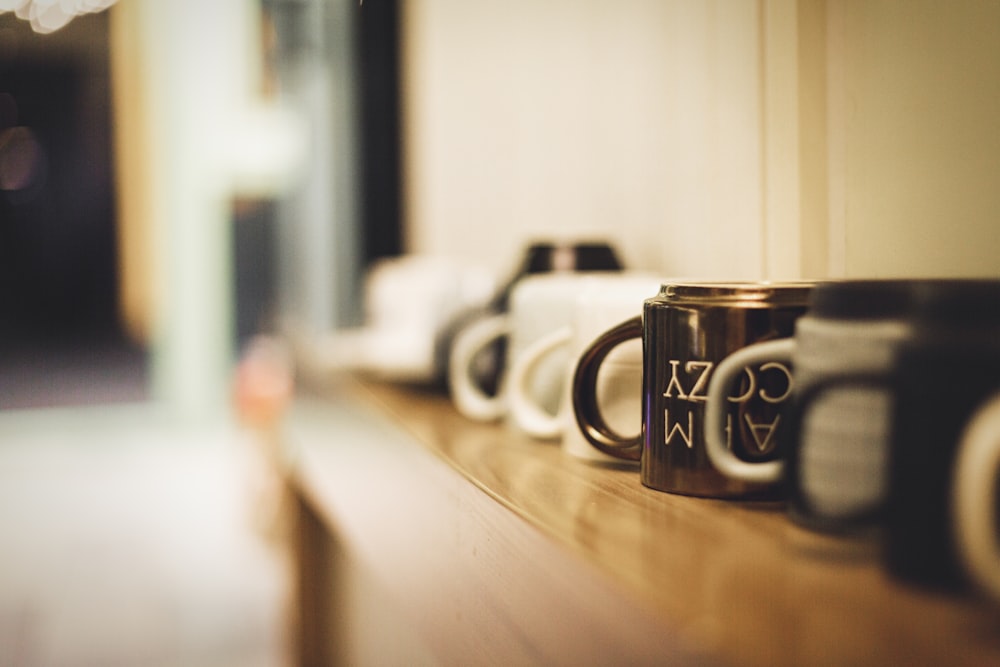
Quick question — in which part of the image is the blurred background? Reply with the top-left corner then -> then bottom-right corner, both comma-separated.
2,0 -> 1000,664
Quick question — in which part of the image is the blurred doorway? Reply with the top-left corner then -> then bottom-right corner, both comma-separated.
0,12 -> 148,409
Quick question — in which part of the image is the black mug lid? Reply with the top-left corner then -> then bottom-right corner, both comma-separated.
908,279 -> 1000,327
807,279 -> 1000,322
807,280 -> 920,320
520,240 -> 623,274
490,240 -> 624,310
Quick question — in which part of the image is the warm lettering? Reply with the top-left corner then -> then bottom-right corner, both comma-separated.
664,409 -> 695,448
686,361 -> 714,403
744,414 -> 781,453
663,360 -> 687,399
758,362 -> 793,404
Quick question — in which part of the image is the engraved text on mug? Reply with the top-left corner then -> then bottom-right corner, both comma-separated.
662,359 -> 793,452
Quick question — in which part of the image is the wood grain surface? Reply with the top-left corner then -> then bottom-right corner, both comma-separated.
286,376 -> 1000,666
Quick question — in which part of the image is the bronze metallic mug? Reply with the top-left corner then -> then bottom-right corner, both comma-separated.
572,282 -> 814,498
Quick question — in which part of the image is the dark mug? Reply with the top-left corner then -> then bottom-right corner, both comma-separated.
717,280 -> 1000,591
883,280 -> 1000,591
572,282 -> 813,498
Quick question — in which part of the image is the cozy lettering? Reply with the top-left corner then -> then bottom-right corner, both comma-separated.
662,358 -> 793,450
662,358 -> 792,404
663,360 -> 714,401
758,362 -> 793,404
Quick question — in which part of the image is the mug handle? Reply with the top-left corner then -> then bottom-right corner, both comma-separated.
572,316 -> 643,461
704,338 -> 795,484
953,392 -> 1000,602
507,326 -> 573,439
448,314 -> 510,421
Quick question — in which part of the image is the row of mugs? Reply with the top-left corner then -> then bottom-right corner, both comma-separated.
323,240 -> 623,386
447,274 -> 1000,605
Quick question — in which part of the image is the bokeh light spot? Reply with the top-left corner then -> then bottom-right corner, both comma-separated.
0,126 -> 45,192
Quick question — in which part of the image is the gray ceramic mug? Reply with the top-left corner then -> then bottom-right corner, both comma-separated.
703,280 -> 919,530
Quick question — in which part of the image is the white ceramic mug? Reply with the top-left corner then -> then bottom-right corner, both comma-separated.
322,254 -> 497,383
506,274 -> 660,462
449,273 -> 614,423
436,239 -> 625,397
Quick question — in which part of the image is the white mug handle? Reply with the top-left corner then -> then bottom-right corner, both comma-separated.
507,326 -> 573,439
448,314 -> 510,421
953,392 -> 1000,602
704,338 -> 796,484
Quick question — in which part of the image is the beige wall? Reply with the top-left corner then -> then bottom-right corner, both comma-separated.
836,0 -> 1000,277
401,0 -> 1000,281
402,0 -> 767,280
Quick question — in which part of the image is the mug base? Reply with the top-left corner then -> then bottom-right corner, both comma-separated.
786,500 -> 882,538
639,475 -> 784,501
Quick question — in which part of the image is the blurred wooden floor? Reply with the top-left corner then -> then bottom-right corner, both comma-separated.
0,338 -> 291,667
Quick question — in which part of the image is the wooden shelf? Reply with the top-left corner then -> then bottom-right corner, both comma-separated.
283,376 -> 1000,666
